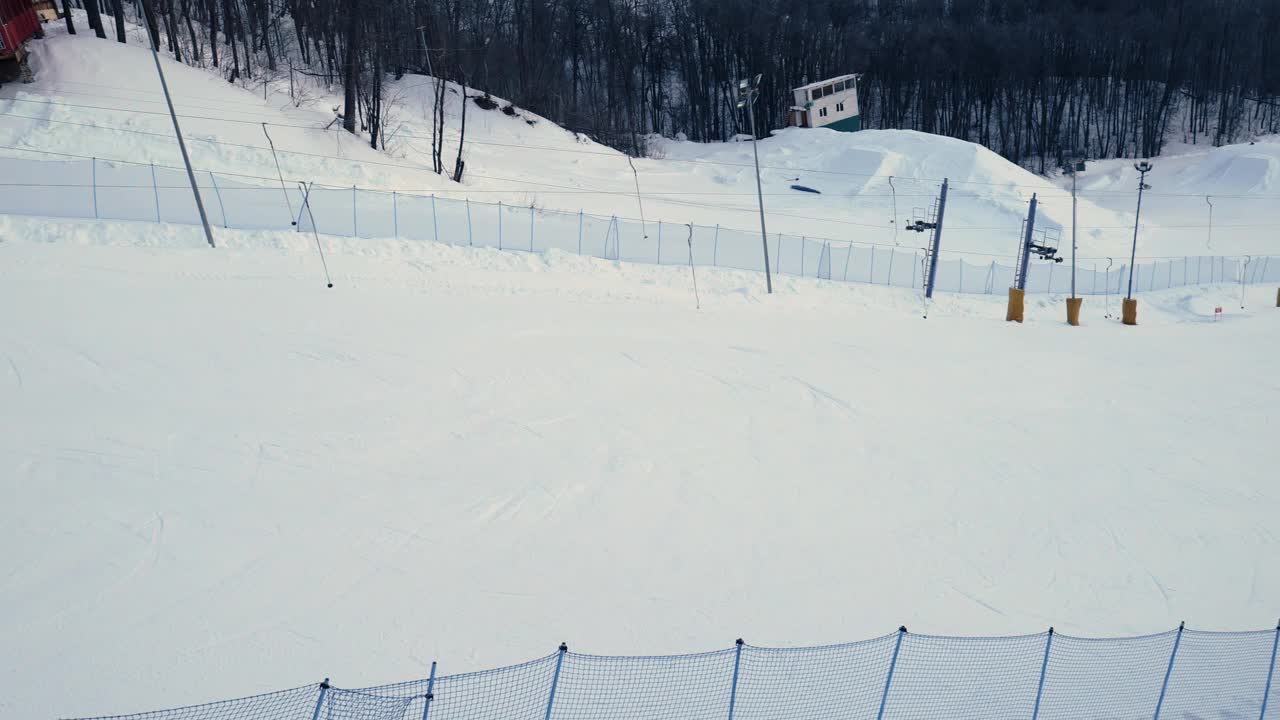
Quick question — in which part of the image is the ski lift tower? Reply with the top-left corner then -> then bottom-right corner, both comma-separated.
905,178 -> 949,317
1007,194 -> 1064,322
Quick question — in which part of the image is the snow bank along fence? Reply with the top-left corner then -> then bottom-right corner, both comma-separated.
71,624 -> 1280,720
5,156 -> 1279,295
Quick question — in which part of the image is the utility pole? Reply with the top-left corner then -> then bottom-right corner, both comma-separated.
1125,161 -> 1153,325
148,31 -> 215,248
737,74 -> 772,294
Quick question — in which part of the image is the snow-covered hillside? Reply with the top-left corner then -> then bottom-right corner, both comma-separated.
1,22 -> 1279,720
5,22 -> 1277,262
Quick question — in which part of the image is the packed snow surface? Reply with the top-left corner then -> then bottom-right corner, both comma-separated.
1,216 -> 1278,718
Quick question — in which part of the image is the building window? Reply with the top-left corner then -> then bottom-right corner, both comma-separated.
835,81 -> 845,93
819,107 -> 828,118
823,84 -> 834,97
836,102 -> 844,112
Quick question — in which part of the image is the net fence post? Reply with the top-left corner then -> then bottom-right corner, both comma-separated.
208,171 -> 228,229
658,220 -> 663,263
1260,621 -> 1279,720
713,224 -> 720,266
887,250 -> 895,286
728,639 -> 745,720
578,211 -> 583,254
877,627 -> 907,720
352,185 -> 358,237
150,163 -> 161,222
1154,622 -> 1185,720
393,191 -> 399,239
530,205 -> 535,252
499,201 -> 504,250
421,661 -> 437,720
1032,628 -> 1054,720
544,643 -> 567,720
433,194 -> 440,244
310,678 -> 330,720
800,236 -> 806,276
466,199 -> 473,246
92,157 -> 99,219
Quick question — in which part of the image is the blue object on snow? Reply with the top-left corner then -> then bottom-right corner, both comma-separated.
790,184 -> 821,194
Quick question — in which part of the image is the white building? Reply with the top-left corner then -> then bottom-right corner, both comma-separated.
788,74 -> 862,132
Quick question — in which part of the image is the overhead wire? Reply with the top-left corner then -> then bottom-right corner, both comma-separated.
10,92 -> 1280,199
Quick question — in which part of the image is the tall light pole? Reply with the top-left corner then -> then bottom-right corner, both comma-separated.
1123,160 -> 1152,326
145,12 -> 215,248
736,73 -> 772,294
1062,160 -> 1086,326
1127,161 -> 1153,300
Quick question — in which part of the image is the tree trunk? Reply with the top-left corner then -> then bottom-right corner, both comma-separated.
454,74 -> 468,181
111,0 -> 125,42
84,0 -> 107,39
61,0 -> 75,34
342,0 -> 359,134
139,0 -> 161,50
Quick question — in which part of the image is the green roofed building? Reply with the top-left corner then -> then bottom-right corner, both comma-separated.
788,74 -> 862,132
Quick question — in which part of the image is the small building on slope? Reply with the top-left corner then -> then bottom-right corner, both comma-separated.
788,74 -> 862,132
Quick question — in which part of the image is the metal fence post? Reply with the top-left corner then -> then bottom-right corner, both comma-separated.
842,243 -> 853,281
713,224 -> 720,267
432,194 -> 440,244
466,199 -> 473,246
544,643 -> 568,720
1032,628 -> 1054,720
657,220 -> 663,263
498,201 -> 504,250
310,679 -> 330,720
1260,621 -> 1279,720
207,171 -> 228,229
877,628 -> 907,720
869,246 -> 876,284
727,639 -> 745,720
887,250 -> 895,286
776,233 -> 783,275
91,157 -> 99,219
530,205 -> 535,252
800,236 -> 806,276
393,192 -> 399,239
150,163 -> 161,222
1154,623 -> 1185,720
352,185 -> 358,237
578,211 -> 583,254
420,661 -> 437,720
959,259 -> 965,293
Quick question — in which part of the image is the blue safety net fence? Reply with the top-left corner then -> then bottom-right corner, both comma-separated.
68,625 -> 1280,720
3,156 -> 1278,297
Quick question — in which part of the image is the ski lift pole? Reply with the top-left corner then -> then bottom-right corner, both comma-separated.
1007,193 -> 1037,323
924,178 -> 948,300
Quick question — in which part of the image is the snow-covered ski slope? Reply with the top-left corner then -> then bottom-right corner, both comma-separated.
1,23 -> 1279,720
2,216 -> 1279,718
